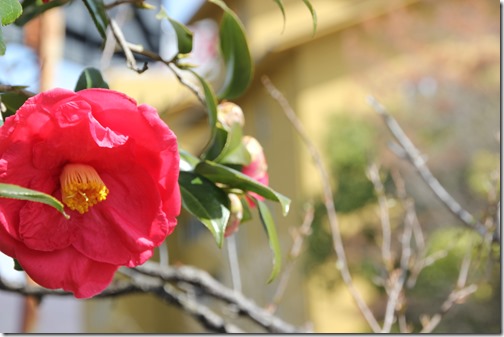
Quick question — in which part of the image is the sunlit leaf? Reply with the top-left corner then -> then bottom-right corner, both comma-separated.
74,67 -> 109,91
179,171 -> 230,247
302,0 -> 317,35
156,7 -> 193,54
0,183 -> 69,219
179,148 -> 200,171
0,0 -> 22,26
272,0 -> 286,33
210,0 -> 253,100
255,199 -> 282,282
195,160 -> 290,216
82,0 -> 108,39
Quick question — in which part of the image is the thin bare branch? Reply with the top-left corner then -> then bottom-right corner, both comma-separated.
381,270 -> 406,333
109,18 -> 148,74
262,76 -> 381,333
367,163 -> 393,269
133,262 -> 302,333
367,96 -> 494,241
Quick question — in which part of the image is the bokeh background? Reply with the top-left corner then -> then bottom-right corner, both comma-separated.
0,0 -> 500,333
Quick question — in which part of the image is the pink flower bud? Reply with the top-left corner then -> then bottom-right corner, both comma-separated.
217,102 -> 245,130
241,136 -> 269,206
224,193 -> 244,237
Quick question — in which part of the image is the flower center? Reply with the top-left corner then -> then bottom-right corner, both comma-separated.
60,163 -> 109,214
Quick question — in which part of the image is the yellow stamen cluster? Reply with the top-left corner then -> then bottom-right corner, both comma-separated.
60,163 -> 109,214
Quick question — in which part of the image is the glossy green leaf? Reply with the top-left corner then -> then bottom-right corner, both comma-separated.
0,0 -> 22,25
0,183 -> 69,219
82,0 -> 109,39
302,0 -> 317,35
210,0 -> 253,100
156,7 -> 193,54
179,171 -> 230,247
179,148 -> 200,171
195,160 -> 290,216
213,123 -> 251,165
74,67 -> 109,91
188,69 -> 219,153
255,199 -> 282,282
272,0 -> 286,33
16,0 -> 67,26
203,127 -> 227,161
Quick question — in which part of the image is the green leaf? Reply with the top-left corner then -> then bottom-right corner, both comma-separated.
0,183 -> 69,219
195,160 -> 290,216
179,148 -> 200,171
0,91 -> 32,120
74,67 -> 109,91
255,199 -> 282,283
239,195 -> 253,223
302,0 -> 317,36
188,69 -> 219,153
0,0 -> 22,26
272,0 -> 286,33
16,0 -> 67,26
82,0 -> 109,39
156,7 -> 193,54
179,171 -> 230,247
213,123 -> 251,165
210,0 -> 253,100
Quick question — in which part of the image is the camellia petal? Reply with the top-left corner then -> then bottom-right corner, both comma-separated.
16,245 -> 118,299
72,168 -> 168,266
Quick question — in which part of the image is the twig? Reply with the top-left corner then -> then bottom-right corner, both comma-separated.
367,96 -> 493,241
267,203 -> 314,314
109,18 -> 148,74
262,76 -> 381,333
420,252 -> 477,333
381,270 -> 406,333
125,270 -> 245,333
367,163 -> 393,269
125,43 -> 206,105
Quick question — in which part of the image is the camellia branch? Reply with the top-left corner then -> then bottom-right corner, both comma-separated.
367,96 -> 496,242
0,263 -> 294,333
109,18 -> 148,74
262,76 -> 381,333
133,262 -> 302,333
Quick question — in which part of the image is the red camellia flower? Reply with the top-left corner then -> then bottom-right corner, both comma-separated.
0,88 -> 181,298
241,136 -> 269,206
